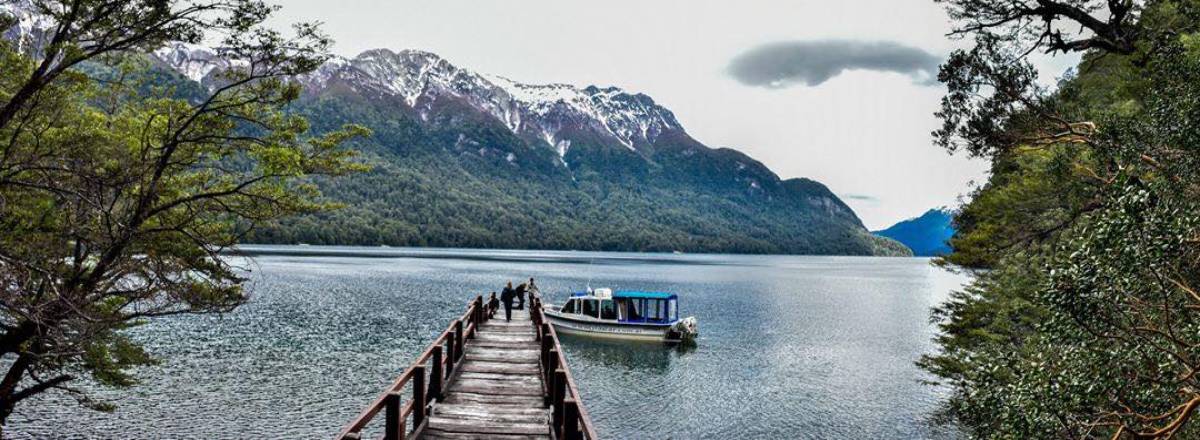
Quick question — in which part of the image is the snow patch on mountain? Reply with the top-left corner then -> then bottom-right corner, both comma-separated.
0,2 -> 688,158
304,49 -> 684,154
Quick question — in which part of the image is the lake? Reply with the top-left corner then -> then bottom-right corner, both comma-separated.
9,246 -> 966,439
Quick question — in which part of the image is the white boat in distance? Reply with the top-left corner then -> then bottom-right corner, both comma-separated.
542,288 -> 698,343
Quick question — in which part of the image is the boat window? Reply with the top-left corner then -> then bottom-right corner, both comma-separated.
582,299 -> 599,318
561,299 -> 577,314
600,300 -> 616,320
651,300 -> 663,322
669,299 -> 677,320
622,299 -> 641,321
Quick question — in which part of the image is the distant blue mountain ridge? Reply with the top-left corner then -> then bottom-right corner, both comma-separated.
873,209 -> 955,257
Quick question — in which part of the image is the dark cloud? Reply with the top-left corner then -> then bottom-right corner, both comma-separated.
841,193 -> 879,203
727,40 -> 941,88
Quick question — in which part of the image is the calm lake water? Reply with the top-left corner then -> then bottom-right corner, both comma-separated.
10,246 -> 966,439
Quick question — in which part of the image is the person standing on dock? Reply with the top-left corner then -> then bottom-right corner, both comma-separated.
487,292 -> 500,318
514,281 -> 527,310
501,282 -> 515,321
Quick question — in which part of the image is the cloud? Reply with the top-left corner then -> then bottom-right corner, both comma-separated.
727,40 -> 941,88
840,193 -> 880,203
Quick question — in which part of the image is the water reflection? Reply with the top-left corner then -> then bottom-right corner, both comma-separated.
557,333 -> 681,374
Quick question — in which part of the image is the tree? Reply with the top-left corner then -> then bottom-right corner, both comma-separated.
0,0 -> 366,429
923,0 -> 1200,437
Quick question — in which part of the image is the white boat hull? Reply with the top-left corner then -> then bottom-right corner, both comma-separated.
543,308 -> 683,342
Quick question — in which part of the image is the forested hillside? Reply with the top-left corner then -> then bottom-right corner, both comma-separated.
219,50 -> 909,255
921,0 -> 1200,437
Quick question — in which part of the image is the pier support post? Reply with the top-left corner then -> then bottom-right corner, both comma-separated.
412,366 -> 427,430
385,391 -> 404,440
563,398 -> 581,440
444,337 -> 454,378
429,345 -> 443,401
454,320 -> 464,361
472,296 -> 483,334
552,369 -> 567,437
545,348 -> 559,406
541,324 -> 552,370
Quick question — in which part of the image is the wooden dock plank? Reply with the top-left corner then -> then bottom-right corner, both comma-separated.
448,380 -> 543,397
463,350 -> 540,364
440,391 -> 544,407
457,371 -> 543,385
458,360 -> 540,375
420,428 -> 549,440
426,416 -> 549,436
416,303 -> 549,440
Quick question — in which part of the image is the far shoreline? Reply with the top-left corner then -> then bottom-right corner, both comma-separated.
225,243 -> 929,261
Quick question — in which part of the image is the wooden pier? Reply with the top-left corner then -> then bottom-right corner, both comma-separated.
337,292 -> 598,440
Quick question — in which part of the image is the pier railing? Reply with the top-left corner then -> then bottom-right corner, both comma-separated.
337,290 -> 599,440
529,292 -> 599,440
336,295 -> 486,440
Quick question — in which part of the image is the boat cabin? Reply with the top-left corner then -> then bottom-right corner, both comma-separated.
558,289 -> 679,324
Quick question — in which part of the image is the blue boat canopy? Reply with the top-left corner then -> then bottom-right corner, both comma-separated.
569,290 -> 676,300
614,291 -> 675,300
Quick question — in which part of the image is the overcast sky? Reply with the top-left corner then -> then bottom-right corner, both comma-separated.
270,0 -> 1077,229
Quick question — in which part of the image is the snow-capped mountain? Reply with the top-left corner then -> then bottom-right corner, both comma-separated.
303,49 -> 683,157
3,2 -> 681,159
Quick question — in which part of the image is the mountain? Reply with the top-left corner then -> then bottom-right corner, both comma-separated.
0,5 -> 910,255
873,209 -> 955,257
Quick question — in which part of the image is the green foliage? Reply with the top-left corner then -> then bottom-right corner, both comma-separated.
925,0 -> 1200,437
0,0 -> 363,425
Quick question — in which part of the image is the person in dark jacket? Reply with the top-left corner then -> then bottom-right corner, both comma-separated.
487,292 -> 500,318
514,282 -> 527,310
500,282 -> 515,321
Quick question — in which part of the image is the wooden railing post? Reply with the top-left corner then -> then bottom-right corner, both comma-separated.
385,391 -> 404,440
546,348 -> 559,407
429,345 -> 443,401
444,337 -> 454,378
475,295 -> 483,327
540,325 -> 552,376
552,369 -> 567,437
563,398 -> 581,440
454,320 -> 464,361
412,366 -> 427,429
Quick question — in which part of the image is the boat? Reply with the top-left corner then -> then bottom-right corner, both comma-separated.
542,288 -> 698,343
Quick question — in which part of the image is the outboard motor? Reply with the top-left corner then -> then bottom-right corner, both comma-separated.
670,316 -> 699,345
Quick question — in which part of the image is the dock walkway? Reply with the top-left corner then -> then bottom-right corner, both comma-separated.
337,293 -> 597,440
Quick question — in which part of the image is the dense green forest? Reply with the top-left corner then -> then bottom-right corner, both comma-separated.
922,0 -> 1200,437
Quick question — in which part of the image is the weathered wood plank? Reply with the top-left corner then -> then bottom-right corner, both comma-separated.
433,405 -> 548,424
469,339 -> 535,349
449,379 -> 543,397
434,403 -> 547,418
474,332 -> 535,343
464,346 -> 539,357
440,391 -> 544,407
457,371 -> 543,385
459,360 -> 540,375
463,351 -> 540,364
425,416 -> 549,436
420,428 -> 549,440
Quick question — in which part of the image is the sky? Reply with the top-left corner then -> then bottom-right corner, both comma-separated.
270,0 -> 1078,229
